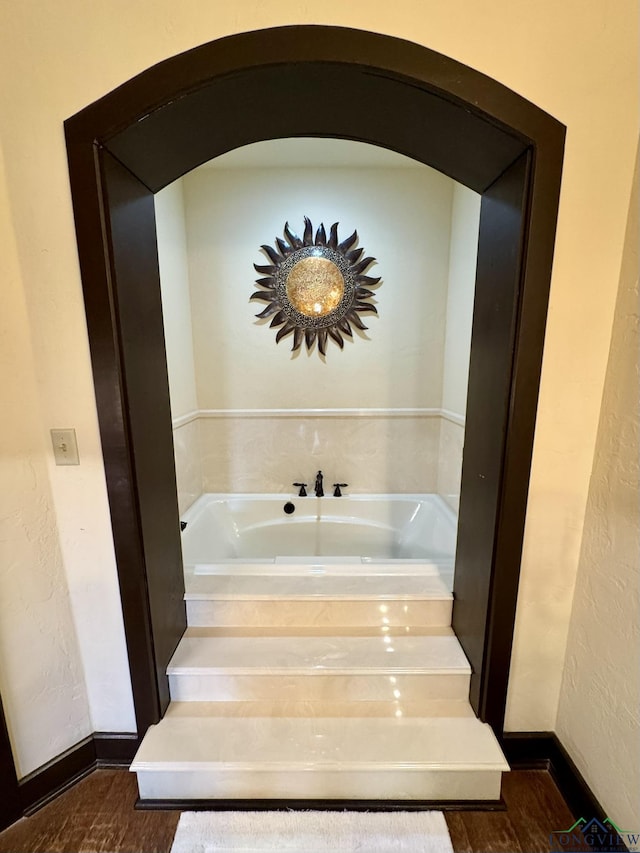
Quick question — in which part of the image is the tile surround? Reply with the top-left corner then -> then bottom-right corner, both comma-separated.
172,417 -> 202,515
199,414 -> 440,495
172,409 -> 465,511
437,417 -> 465,513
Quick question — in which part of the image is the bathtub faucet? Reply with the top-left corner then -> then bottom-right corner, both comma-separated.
314,470 -> 324,497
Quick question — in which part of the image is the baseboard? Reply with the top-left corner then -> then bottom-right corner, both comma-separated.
94,731 -> 140,766
18,731 -> 139,815
500,731 -> 555,769
19,735 -> 97,815
501,732 -> 607,822
16,729 -> 607,823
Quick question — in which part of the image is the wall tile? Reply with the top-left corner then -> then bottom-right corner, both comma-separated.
173,418 -> 203,514
193,414 -> 441,495
437,418 -> 465,513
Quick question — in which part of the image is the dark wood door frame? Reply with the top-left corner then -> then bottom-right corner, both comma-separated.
63,25 -> 564,740
0,696 -> 21,831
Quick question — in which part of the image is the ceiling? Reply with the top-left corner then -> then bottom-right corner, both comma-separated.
196,137 -> 431,171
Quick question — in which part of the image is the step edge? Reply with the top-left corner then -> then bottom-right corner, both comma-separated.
131,759 -> 510,773
184,594 -> 453,601
167,665 -> 471,676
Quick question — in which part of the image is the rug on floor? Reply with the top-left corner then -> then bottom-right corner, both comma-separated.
169,810 -> 455,853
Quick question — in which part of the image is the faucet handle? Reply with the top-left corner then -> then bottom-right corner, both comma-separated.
293,482 -> 307,497
333,483 -> 348,497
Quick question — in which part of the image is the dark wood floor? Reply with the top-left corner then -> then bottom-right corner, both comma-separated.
0,768 -> 581,853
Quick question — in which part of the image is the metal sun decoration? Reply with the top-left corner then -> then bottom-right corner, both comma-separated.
251,217 -> 381,356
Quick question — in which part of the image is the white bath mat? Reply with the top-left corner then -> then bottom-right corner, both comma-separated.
169,810 -> 454,852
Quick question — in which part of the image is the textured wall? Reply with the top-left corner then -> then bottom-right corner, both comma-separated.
0,0 -> 637,776
0,147 -> 92,777
555,150 -> 639,830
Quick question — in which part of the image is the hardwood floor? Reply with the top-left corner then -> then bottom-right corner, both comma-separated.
0,771 -> 178,853
447,770 -> 586,852
0,768 -> 581,852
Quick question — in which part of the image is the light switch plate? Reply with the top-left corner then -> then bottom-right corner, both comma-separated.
50,429 -> 80,465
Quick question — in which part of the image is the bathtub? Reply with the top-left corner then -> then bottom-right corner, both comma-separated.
180,494 -> 457,575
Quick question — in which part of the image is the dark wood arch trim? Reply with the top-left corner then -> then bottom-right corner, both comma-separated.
64,25 -> 564,739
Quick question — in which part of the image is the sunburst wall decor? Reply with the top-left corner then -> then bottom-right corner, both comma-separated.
251,217 -> 381,356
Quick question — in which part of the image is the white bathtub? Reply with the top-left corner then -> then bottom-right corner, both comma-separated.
180,494 -> 457,574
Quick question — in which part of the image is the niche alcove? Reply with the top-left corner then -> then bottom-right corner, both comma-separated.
64,25 -> 565,742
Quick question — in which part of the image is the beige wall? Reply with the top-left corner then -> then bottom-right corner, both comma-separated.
555,151 -> 639,830
437,183 -> 481,511
183,161 -> 452,410
164,152 -> 477,503
0,0 -> 637,786
155,182 -> 203,513
155,181 -> 198,421
172,156 -> 456,500
0,147 -> 92,777
442,184 -> 481,417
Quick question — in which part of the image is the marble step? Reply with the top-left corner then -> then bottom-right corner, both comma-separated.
184,571 -> 453,628
167,632 -> 470,702
165,697 -> 477,718
131,712 -> 509,801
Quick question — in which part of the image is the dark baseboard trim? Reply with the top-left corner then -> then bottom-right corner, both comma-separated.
500,731 -> 555,769
19,735 -> 97,815
136,797 -> 506,812
15,729 -> 606,823
94,731 -> 140,766
18,731 -> 139,815
501,732 -> 607,822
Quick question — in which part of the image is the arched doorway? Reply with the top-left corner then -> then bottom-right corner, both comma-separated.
64,25 -> 564,740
